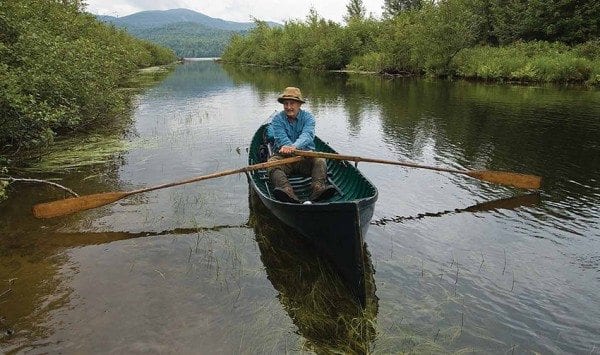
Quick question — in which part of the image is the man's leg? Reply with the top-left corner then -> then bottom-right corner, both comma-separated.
308,157 -> 336,202
267,155 -> 300,203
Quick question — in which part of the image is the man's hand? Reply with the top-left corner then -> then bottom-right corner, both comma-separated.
279,145 -> 296,155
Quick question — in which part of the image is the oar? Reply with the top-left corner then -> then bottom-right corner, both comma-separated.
32,156 -> 304,219
294,150 -> 541,189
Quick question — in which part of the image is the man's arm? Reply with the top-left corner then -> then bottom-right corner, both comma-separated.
271,114 -> 294,149
291,111 -> 315,150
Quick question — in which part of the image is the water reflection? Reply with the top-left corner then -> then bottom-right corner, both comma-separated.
0,217 -> 250,350
248,190 -> 378,354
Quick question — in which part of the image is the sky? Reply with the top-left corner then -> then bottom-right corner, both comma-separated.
84,0 -> 383,24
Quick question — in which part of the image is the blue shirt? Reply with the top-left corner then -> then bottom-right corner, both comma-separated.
269,109 -> 316,152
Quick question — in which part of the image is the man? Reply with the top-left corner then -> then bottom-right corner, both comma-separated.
267,87 -> 336,203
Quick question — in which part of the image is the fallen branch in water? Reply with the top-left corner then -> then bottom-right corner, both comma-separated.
0,177 -> 78,197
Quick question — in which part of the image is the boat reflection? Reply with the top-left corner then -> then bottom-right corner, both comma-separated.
248,190 -> 378,354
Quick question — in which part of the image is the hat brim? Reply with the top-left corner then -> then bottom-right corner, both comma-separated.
277,96 -> 305,103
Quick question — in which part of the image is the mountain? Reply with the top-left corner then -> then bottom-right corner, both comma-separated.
97,8 -> 279,31
96,8 -> 281,57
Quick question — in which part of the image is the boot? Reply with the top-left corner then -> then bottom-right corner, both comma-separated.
309,158 -> 336,202
310,180 -> 336,202
270,169 -> 300,203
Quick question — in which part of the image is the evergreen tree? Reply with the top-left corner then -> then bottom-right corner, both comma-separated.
488,0 -> 600,44
382,0 -> 423,17
344,0 -> 367,22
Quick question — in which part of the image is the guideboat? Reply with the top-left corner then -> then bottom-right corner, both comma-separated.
246,124 -> 378,305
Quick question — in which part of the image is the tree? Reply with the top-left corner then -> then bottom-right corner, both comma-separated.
344,0 -> 367,23
382,0 -> 423,18
488,0 -> 600,45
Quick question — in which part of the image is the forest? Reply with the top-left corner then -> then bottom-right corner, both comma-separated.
125,22 -> 238,58
0,0 -> 177,163
96,8 -> 264,58
221,0 -> 600,85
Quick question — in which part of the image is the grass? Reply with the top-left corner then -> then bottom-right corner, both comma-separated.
453,41 -> 600,85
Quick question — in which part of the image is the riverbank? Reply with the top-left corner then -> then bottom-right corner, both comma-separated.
221,2 -> 599,87
0,0 -> 178,163
0,0 -> 179,201
225,40 -> 600,87
0,64 -> 177,202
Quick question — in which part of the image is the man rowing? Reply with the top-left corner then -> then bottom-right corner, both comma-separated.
267,87 -> 336,203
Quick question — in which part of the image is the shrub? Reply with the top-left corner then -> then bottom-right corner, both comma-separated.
347,52 -> 387,72
453,41 -> 597,83
0,0 -> 176,156
573,40 -> 600,60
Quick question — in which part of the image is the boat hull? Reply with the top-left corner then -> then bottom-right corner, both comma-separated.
249,179 -> 375,305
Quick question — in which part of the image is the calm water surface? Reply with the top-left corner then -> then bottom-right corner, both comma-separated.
1,61 -> 599,353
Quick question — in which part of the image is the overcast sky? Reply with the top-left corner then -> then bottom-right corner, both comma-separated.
84,0 -> 384,24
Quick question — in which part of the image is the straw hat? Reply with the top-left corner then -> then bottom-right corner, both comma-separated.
277,87 -> 306,103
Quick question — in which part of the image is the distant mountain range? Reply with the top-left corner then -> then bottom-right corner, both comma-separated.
96,8 -> 280,58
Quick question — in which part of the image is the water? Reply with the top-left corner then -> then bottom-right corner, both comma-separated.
1,61 -> 599,353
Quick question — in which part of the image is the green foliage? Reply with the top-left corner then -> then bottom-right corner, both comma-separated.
588,61 -> 600,86
299,12 -> 351,70
347,52 -> 387,72
454,41 -> 600,84
126,22 -> 239,57
345,18 -> 381,56
375,15 -> 420,73
0,164 -> 7,202
573,40 -> 600,60
406,0 -> 480,75
383,0 -> 423,18
221,0 -> 600,85
478,0 -> 600,45
344,0 -> 367,23
0,0 -> 177,156
0,180 -> 7,203
222,13 -> 358,70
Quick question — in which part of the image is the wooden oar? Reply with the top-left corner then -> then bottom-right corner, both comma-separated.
294,150 -> 541,189
32,156 -> 304,219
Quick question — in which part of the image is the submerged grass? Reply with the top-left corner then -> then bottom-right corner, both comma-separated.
15,134 -> 159,174
247,189 -> 485,353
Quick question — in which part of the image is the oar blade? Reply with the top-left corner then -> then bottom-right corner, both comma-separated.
32,191 -> 130,219
467,170 -> 542,189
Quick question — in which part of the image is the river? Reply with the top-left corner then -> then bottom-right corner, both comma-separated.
1,60 -> 599,353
